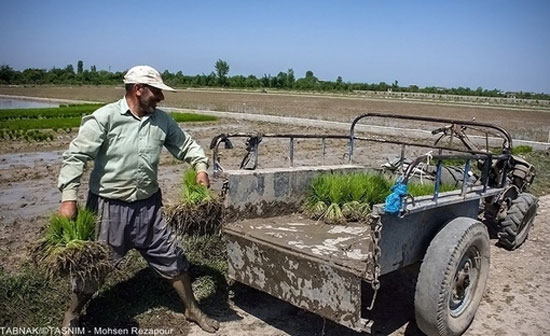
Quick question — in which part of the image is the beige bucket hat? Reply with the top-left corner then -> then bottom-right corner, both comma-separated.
123,65 -> 176,92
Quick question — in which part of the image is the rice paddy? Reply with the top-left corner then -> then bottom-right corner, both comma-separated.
0,104 -> 218,141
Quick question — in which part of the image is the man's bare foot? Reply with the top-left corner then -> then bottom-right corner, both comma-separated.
62,312 -> 79,335
185,307 -> 220,333
62,312 -> 79,328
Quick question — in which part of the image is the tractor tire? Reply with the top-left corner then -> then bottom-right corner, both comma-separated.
498,193 -> 538,250
415,218 -> 490,336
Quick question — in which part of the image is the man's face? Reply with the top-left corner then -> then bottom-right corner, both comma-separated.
137,84 -> 164,114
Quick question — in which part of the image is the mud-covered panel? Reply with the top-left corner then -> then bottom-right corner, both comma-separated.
379,198 -> 480,274
225,213 -> 374,278
226,233 -> 368,332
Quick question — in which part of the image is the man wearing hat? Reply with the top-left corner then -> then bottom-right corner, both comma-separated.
58,65 -> 219,332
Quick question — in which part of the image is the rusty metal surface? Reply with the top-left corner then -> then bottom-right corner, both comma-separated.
225,226 -> 372,332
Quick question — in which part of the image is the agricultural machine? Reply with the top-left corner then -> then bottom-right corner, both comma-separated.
209,113 -> 538,335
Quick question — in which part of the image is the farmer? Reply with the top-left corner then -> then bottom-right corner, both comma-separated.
57,65 -> 219,333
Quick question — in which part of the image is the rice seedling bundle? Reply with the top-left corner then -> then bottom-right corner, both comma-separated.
32,208 -> 112,284
303,172 -> 457,224
165,169 -> 223,236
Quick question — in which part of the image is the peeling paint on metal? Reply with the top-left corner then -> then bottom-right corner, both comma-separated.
328,226 -> 368,235
252,224 -> 299,232
323,236 -> 353,246
345,249 -> 371,260
226,240 -> 245,269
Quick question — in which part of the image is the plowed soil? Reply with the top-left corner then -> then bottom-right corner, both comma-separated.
1,88 -> 549,335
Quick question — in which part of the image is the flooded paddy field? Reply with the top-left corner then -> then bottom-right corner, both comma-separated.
0,88 -> 549,335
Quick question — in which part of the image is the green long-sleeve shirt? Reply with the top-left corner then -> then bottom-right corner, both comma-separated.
58,97 -> 208,202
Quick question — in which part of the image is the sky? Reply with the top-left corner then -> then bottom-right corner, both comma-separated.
1,1 -> 549,93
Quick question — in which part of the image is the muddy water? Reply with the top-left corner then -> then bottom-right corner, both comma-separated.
0,97 -> 59,109
0,150 -> 63,169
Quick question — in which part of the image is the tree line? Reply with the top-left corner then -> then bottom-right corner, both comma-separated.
1,60 -> 548,100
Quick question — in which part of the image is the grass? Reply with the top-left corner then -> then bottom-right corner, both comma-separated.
1,234 -> 228,327
521,151 -> 550,197
0,266 -> 69,325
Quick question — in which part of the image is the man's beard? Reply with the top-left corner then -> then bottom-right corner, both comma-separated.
139,97 -> 157,114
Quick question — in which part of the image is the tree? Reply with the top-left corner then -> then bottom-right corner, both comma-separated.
0,65 -> 16,84
275,71 -> 288,88
214,59 -> 230,86
77,60 -> 83,74
65,64 -> 74,74
295,70 -> 319,90
392,80 -> 399,90
287,69 -> 295,88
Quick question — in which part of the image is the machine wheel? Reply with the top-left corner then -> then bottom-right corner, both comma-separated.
415,218 -> 490,336
498,193 -> 538,250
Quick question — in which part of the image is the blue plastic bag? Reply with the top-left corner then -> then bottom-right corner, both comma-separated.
385,182 -> 408,214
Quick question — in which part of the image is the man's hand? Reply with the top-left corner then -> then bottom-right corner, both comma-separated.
60,200 -> 77,220
196,171 -> 210,188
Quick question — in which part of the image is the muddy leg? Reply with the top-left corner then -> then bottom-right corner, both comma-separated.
170,273 -> 220,333
62,273 -> 105,328
62,291 -> 93,327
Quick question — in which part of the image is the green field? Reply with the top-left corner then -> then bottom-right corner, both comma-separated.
0,104 -> 217,141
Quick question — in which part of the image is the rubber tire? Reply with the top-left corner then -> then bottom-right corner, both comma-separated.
415,218 -> 490,336
498,193 -> 538,250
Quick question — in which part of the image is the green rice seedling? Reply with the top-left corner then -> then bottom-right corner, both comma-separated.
311,200 -> 328,219
0,104 -> 102,121
304,172 -> 391,223
346,173 -> 369,203
165,169 -> 222,236
363,174 -> 393,205
169,112 -> 218,123
328,174 -> 346,205
440,158 -> 466,166
407,181 -> 456,197
181,169 -> 213,206
342,201 -> 361,221
309,173 -> 333,204
304,171 -> 459,224
323,203 -> 346,225
342,201 -> 372,221
512,145 -> 533,155
32,208 -> 112,283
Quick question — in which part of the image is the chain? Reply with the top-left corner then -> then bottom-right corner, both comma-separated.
367,214 -> 382,311
220,179 -> 229,199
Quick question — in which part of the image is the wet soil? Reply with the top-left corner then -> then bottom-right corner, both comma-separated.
1,92 -> 549,334
1,86 -> 549,141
